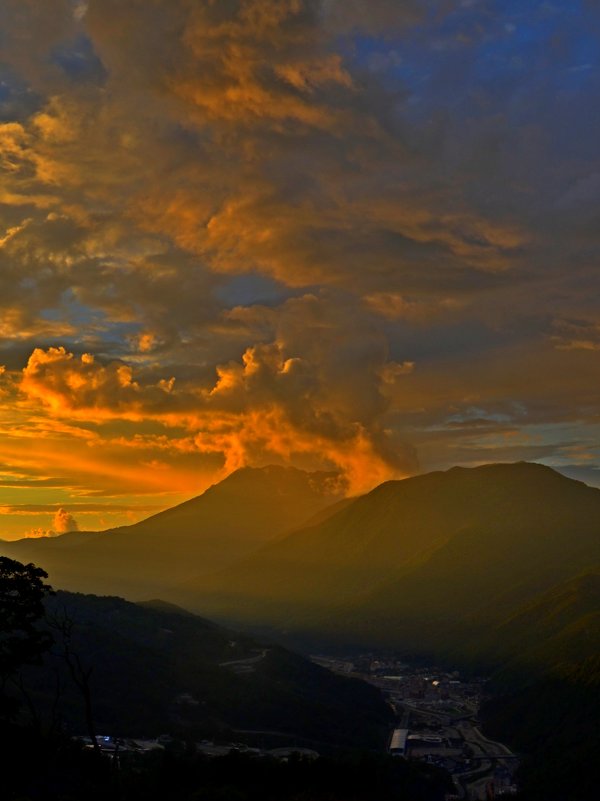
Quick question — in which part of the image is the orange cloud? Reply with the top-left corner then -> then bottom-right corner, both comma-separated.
365,293 -> 468,322
20,509 -> 80,539
0,0 -> 596,510
24,508 -> 80,537
21,346 -> 178,419
23,527 -> 58,539
17,330 -> 417,495
52,507 -> 79,533
191,406 -> 411,495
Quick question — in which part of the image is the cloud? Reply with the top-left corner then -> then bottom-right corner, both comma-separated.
23,527 -> 58,539
199,312 -> 419,491
0,0 -> 532,295
22,507 -> 78,538
18,295 -> 419,493
0,0 -> 597,501
0,0 -> 78,91
321,0 -> 425,33
52,507 -> 79,533
20,346 -> 180,419
0,503 -> 161,514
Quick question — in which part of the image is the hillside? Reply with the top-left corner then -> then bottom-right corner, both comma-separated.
471,569 -> 600,800
4,463 -> 598,801
475,568 -> 600,679
0,466 -> 343,599
20,590 -> 392,750
178,463 -> 600,657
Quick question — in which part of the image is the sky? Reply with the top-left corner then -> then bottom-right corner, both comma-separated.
0,0 -> 599,539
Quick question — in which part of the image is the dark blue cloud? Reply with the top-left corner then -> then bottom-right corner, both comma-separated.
51,34 -> 107,85
0,64 -> 41,121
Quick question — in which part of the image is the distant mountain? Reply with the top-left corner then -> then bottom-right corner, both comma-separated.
0,466 -> 343,599
178,463 -> 600,658
22,590 -> 391,750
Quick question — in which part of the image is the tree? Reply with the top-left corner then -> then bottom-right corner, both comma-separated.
48,606 -> 101,753
0,556 -> 54,715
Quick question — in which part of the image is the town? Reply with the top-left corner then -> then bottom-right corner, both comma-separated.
75,654 -> 520,800
312,654 -> 519,800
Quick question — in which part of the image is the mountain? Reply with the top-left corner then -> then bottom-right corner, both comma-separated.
4,460 -> 598,660
477,567 -> 600,679
165,463 -> 600,801
482,654 -> 600,801
7,462 -> 596,801
177,463 -> 600,657
0,466 -> 343,599
480,571 -> 600,801
21,589 -> 392,751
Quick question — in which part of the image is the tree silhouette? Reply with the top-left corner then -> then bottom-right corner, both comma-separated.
48,606 -> 101,753
0,556 -> 54,718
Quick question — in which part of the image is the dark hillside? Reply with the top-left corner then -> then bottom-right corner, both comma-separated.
21,590 -> 392,751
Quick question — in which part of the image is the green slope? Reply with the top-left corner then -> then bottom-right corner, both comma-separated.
474,568 -> 600,679
176,464 -> 518,620
482,655 -> 600,801
482,643 -> 600,801
0,466 -> 342,599
472,569 -> 600,801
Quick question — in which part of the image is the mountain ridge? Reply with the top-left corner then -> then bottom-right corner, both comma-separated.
175,462 -> 600,660
0,465 -> 344,599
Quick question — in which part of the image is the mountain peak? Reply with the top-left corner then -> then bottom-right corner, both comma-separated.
439,461 -> 587,491
446,461 -> 564,477
181,459 -> 600,648
205,464 -> 344,499
0,462 -> 345,599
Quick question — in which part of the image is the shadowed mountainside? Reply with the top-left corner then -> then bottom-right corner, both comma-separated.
0,466 -> 343,599
476,568 -> 600,679
21,590 -> 392,751
481,572 -> 600,801
177,463 -> 600,658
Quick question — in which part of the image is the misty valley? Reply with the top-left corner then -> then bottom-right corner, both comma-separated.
1,463 -> 598,800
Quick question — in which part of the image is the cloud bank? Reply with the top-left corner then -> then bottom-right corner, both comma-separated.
0,0 -> 598,513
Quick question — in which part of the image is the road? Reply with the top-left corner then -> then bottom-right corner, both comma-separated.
392,701 -> 517,800
456,721 -> 517,800
219,649 -> 269,672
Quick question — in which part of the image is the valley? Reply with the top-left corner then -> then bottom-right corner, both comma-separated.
313,654 -> 518,799
1,462 -> 598,800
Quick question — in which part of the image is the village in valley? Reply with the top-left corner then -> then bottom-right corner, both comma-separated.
312,654 -> 519,800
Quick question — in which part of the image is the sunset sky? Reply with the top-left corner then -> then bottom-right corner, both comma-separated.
0,0 -> 599,538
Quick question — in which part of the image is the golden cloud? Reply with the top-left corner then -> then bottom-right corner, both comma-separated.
18,332 -> 417,494
0,0 -> 595,506
21,346 -> 178,419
